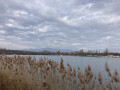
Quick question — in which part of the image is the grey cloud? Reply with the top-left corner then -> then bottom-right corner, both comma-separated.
0,0 -> 120,51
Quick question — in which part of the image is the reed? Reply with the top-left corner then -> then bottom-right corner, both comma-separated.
0,55 -> 120,90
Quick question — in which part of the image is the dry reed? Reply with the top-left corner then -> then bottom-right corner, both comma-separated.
0,55 -> 120,90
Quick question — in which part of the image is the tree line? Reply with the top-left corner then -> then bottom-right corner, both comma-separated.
0,48 -> 120,56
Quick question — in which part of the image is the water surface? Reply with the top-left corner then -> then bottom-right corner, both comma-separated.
9,55 -> 120,74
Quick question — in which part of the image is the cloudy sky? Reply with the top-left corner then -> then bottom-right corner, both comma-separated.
0,0 -> 120,51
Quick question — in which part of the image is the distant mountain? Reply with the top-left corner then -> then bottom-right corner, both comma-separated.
24,48 -> 73,52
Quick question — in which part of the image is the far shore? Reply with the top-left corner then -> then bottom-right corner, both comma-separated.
2,54 -> 120,58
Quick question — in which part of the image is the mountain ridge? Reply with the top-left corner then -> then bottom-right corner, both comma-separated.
24,48 -> 73,52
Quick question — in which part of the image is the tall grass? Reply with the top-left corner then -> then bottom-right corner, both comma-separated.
0,55 -> 119,90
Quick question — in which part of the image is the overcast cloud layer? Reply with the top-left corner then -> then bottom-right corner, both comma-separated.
0,0 -> 120,51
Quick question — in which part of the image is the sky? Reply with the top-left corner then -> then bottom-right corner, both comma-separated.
0,0 -> 120,52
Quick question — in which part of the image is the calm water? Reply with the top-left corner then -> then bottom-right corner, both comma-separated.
9,55 -> 120,74
8,55 -> 120,84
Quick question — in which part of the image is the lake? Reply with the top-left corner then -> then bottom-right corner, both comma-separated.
8,55 -> 120,86
9,55 -> 120,74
